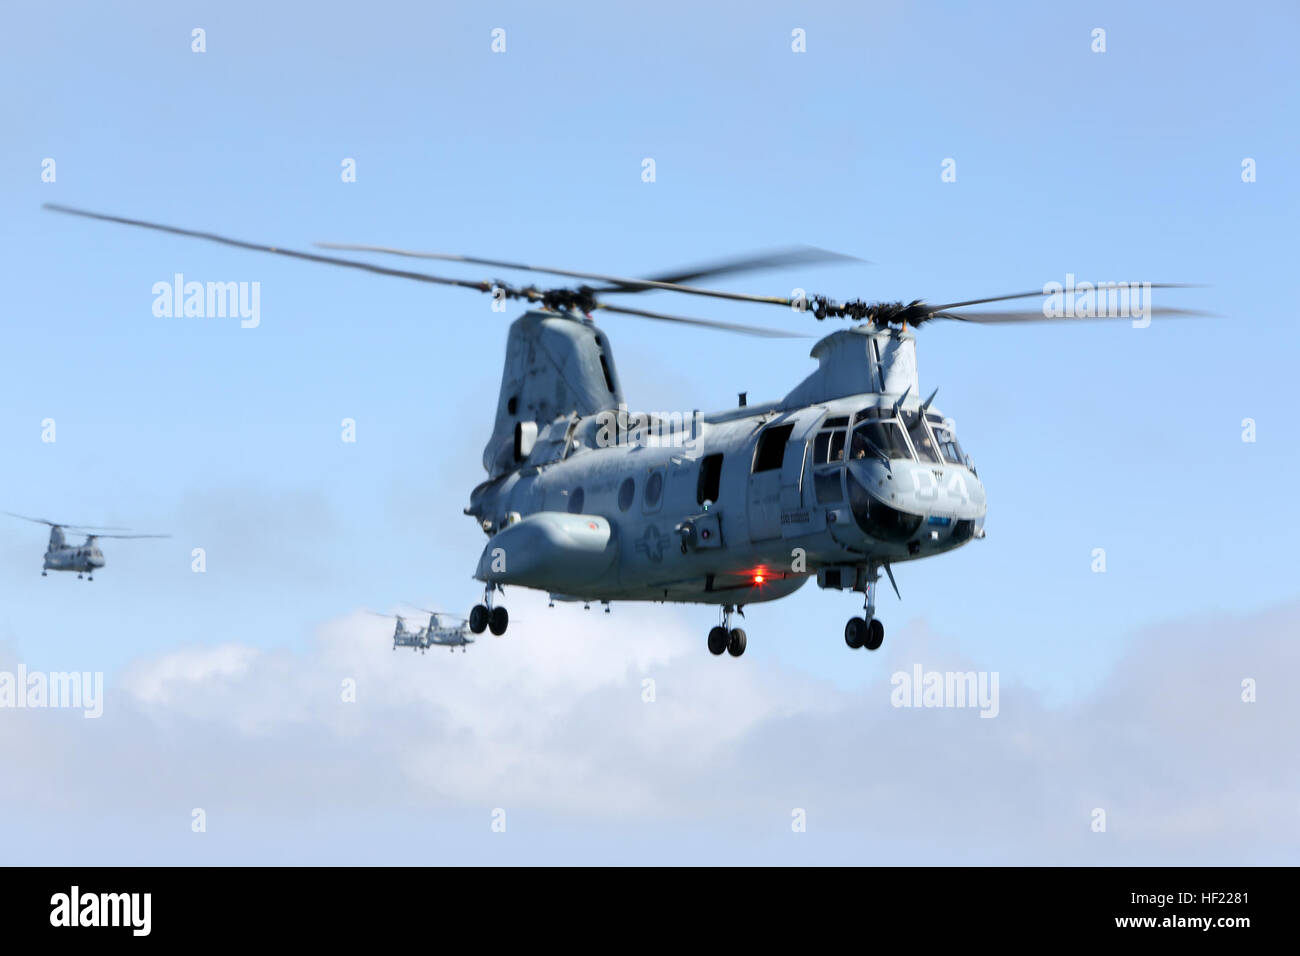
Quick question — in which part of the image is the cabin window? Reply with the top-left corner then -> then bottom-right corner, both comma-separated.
753,423 -> 794,473
598,352 -> 616,393
618,477 -> 635,512
644,469 -> 664,509
697,453 -> 723,505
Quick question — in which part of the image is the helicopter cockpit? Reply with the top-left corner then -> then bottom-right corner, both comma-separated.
810,404 -> 982,544
814,407 -> 969,468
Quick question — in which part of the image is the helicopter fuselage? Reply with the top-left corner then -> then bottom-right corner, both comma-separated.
44,546 -> 105,573
469,390 -> 986,605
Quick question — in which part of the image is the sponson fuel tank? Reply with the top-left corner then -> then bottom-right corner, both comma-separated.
475,512 -> 617,592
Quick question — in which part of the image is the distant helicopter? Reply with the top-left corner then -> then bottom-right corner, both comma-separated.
372,609 -> 474,653
5,512 -> 169,580
44,203 -> 1206,656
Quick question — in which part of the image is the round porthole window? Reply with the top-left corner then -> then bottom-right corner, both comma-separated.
568,487 -> 585,514
644,471 -> 663,508
618,477 -> 635,512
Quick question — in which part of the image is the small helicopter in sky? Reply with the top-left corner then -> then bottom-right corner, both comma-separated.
372,609 -> 474,653
5,512 -> 170,580
44,203 -> 1206,657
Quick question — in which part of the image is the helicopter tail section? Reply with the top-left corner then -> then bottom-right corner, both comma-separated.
482,310 -> 624,477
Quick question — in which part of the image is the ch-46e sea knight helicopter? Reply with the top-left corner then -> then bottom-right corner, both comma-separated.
44,204 -> 1204,656
371,609 -> 474,653
5,511 -> 169,580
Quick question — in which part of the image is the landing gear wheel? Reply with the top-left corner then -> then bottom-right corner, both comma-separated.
469,604 -> 489,634
865,619 -> 884,651
707,626 -> 728,656
844,617 -> 867,649
488,606 -> 509,636
727,628 -> 747,657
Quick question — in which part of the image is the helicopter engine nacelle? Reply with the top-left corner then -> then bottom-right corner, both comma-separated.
475,512 -> 616,591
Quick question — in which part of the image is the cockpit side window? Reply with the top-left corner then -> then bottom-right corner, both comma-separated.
932,424 -> 964,465
813,423 -> 847,464
851,419 -> 913,460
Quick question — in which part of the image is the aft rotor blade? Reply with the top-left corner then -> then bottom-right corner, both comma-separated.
43,204 -> 503,296
934,305 -> 1217,324
638,246 -> 866,288
314,242 -> 861,296
595,302 -> 806,338
4,511 -> 59,527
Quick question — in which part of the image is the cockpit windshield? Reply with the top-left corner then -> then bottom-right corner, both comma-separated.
902,412 -> 942,464
850,419 -> 912,460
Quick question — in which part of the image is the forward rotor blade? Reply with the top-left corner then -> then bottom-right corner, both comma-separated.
43,204 -> 502,296
926,283 -> 1203,314
87,533 -> 170,539
935,305 -> 1217,324
595,302 -> 806,338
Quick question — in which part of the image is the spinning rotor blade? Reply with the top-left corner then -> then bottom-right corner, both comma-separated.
313,242 -> 863,295
638,247 -> 866,287
410,606 -> 468,622
932,305 -> 1217,324
927,284 -> 1203,314
85,533 -> 170,540
4,511 -> 129,531
45,204 -> 1207,334
44,204 -> 801,338
595,302 -> 807,339
43,204 -> 501,296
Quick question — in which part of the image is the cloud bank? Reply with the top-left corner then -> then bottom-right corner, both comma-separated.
1,597 -> 1295,864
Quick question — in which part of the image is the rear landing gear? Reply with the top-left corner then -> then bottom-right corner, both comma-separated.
708,605 -> 747,658
471,585 -> 509,636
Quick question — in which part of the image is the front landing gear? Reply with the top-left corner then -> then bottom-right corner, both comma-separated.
470,585 -> 509,636
707,606 -> 747,658
845,564 -> 887,651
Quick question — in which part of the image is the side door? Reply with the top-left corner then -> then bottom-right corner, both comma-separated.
778,408 -> 825,537
747,421 -> 795,542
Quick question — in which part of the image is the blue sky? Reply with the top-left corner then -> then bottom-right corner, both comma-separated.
1,0 -> 1297,864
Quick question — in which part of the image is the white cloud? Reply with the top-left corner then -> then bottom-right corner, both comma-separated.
1,596 -> 1296,863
